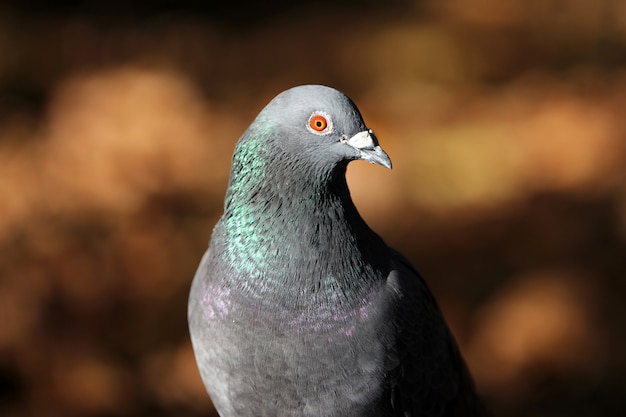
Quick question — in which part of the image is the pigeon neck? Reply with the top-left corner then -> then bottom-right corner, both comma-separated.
219,135 -> 389,302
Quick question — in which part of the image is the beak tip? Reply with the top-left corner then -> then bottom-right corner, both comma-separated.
345,130 -> 392,170
379,158 -> 393,170
361,146 -> 392,170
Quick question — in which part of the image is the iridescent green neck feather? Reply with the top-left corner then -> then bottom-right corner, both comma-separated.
216,122 -> 388,305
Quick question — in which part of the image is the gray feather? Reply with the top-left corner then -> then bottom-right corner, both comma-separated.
188,85 -> 487,417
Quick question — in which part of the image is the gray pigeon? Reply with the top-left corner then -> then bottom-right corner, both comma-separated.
188,85 -> 485,417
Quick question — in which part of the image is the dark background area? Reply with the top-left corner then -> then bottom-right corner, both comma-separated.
1,1 -> 626,416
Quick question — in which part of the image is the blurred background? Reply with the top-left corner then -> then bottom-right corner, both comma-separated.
1,0 -> 626,416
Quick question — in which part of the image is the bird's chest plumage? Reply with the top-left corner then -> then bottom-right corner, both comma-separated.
187,181 -> 398,417
189,241 -> 395,417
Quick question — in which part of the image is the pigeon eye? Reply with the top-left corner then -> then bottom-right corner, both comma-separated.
310,115 -> 327,131
307,112 -> 333,135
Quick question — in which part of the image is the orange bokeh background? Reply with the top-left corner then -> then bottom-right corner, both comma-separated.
1,1 -> 625,416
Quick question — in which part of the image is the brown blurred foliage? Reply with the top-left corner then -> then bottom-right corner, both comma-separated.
1,1 -> 626,416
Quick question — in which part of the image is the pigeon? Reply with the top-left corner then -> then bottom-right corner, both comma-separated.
188,85 -> 486,417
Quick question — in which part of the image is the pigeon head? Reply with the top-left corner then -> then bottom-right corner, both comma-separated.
245,85 -> 392,175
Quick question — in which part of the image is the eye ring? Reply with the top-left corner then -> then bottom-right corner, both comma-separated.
307,111 -> 333,135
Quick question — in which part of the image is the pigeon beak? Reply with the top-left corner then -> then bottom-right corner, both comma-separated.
345,129 -> 392,169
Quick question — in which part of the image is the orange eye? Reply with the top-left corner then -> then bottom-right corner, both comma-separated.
309,115 -> 328,132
